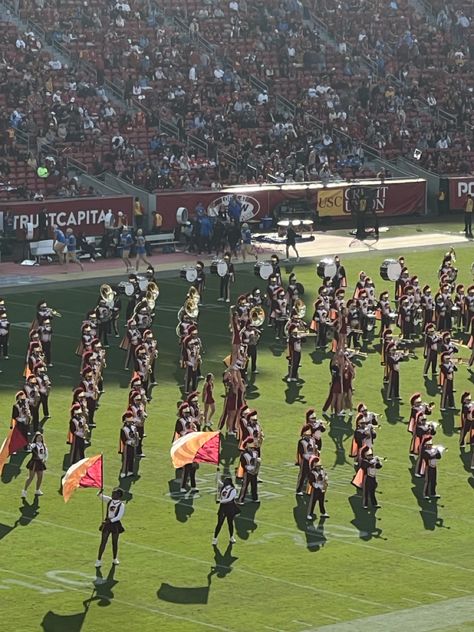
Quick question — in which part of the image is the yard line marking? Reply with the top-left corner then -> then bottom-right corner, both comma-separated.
299,595 -> 474,632
347,609 -> 365,615
264,626 -> 288,632
426,592 -> 446,599
293,620 -> 316,626
0,567 -> 237,632
401,598 -> 422,605
0,509 -> 393,609
452,588 -> 471,594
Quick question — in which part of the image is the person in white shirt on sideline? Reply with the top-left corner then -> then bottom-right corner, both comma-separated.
212,477 -> 239,545
96,488 -> 126,567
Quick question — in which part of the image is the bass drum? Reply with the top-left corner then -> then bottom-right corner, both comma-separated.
380,259 -> 402,282
180,267 -> 197,283
258,261 -> 273,280
317,258 -> 337,279
217,261 -> 228,277
176,207 -> 188,225
210,260 -> 219,275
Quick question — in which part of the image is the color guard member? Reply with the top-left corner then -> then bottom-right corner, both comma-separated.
306,456 -> 329,520
21,432 -> 48,498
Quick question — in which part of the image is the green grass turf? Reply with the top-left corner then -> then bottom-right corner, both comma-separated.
1,246 -> 474,632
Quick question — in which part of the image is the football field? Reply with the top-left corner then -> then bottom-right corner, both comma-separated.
1,245 -> 474,632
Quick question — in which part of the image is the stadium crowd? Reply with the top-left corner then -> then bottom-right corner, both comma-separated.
0,0 -> 471,200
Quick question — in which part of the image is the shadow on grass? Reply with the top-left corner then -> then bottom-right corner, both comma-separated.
219,435 -> 239,477
348,493 -> 384,541
0,496 -> 40,541
284,380 -> 306,405
157,543 -> 238,604
327,417 -> 353,468
41,567 -> 117,631
292,495 -> 328,552
168,477 -> 195,523
409,478 -> 447,531
439,409 -> 457,437
1,452 -> 28,484
234,501 -> 259,541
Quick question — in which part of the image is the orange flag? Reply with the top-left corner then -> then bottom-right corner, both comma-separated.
0,426 -> 28,474
170,431 -> 220,468
62,454 -> 103,502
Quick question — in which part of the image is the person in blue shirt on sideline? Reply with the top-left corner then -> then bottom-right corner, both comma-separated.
240,223 -> 258,262
52,224 -> 67,265
135,228 -> 152,272
120,226 -> 134,272
228,195 -> 242,224
65,228 -> 84,272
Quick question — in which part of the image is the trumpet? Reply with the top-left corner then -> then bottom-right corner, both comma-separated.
294,298 -> 306,319
346,348 -> 368,358
51,309 -> 62,318
455,357 -> 470,366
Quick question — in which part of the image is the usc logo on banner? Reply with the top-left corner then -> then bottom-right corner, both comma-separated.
317,189 -> 344,216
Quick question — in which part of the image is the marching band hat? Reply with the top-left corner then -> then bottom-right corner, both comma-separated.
306,408 -> 316,421
424,322 -> 435,332
143,329 -> 153,337
361,446 -> 372,457
73,387 -> 86,399
82,366 -> 93,377
130,376 -> 142,387
358,271 -> 366,279
468,285 -> 474,293
242,437 -> 256,448
196,260 -> 204,268
289,273 -> 296,282
128,273 -> 137,280
271,254 -> 279,263
346,298 -> 354,308
246,409 -> 258,420
123,410 -> 134,421
386,341 -> 396,352
288,322 -> 298,332
405,285 -> 414,293
383,328 -> 393,338
422,435 -> 433,446
357,402 -> 367,413
335,288 -> 345,296
29,329 -> 39,338
456,284 -> 464,292
276,287 -> 285,296
15,390 -> 26,399
70,402 -> 82,413
442,331 -> 450,340
82,322 -> 92,332
355,413 -> 366,427
410,392 -> 422,406
112,487 -> 124,497
422,285 -> 431,293
379,290 -> 388,299
187,391 -> 199,401
441,352 -> 451,362
461,391 -> 471,404
301,424 -> 313,436
26,374 -> 37,382
410,275 -> 419,284
224,251 -> 231,259
309,455 -> 320,467
178,402 -> 190,415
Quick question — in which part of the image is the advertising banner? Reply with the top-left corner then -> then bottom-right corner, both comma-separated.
0,196 -> 133,237
448,177 -> 474,210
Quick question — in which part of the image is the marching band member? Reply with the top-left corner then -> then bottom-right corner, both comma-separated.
266,274 -> 280,328
353,271 -> 367,299
464,286 -> 474,332
341,351 -> 355,415
350,406 -> 378,463
296,425 -> 318,495
38,317 -> 53,366
408,393 -> 434,449
468,316 -> 474,368
136,303 -> 153,335
306,456 -> 329,520
304,408 -> 326,451
174,402 -> 193,440
270,254 -> 282,286
125,274 -> 145,321
128,392 -> 147,458
435,283 -> 453,332
459,392 -> 473,447
420,285 -> 435,329
274,288 -> 288,341
287,322 -> 305,382
184,337 -> 200,396
119,412 -> 137,478
313,298 -> 330,349
77,322 -> 94,358
218,252 -> 235,304
421,437 -> 444,499
202,373 -> 216,428
110,289 -> 122,338
454,284 -> 466,330
352,446 -> 383,509
142,329 -> 158,386
97,299 -> 112,348
24,374 -> 41,433
212,477 -> 238,545
96,487 -> 126,568
386,342 -> 408,401
237,438 -> 261,504
332,255 -> 347,290
27,341 -> 45,375
323,350 -> 344,415
439,352 -> 457,411
79,366 -> 99,427
21,432 -> 48,498
346,299 -> 361,349
121,317 -> 142,370
423,323 -> 440,377
398,295 -> 414,340
377,290 -> 392,337
187,391 -> 203,431
286,273 -> 300,310
0,307 -> 10,360
241,321 -> 261,375
193,261 -> 205,304
35,300 -> 59,329
134,345 -> 152,400
413,415 -> 437,472
35,363 -> 51,419
11,390 -> 32,445
69,403 -> 89,465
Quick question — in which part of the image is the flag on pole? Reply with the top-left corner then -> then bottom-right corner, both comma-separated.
62,454 -> 103,503
0,424 -> 29,474
170,431 -> 220,469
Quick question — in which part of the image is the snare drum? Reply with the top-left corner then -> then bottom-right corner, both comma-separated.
366,313 -> 376,332
317,258 -> 337,279
380,259 -> 402,282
